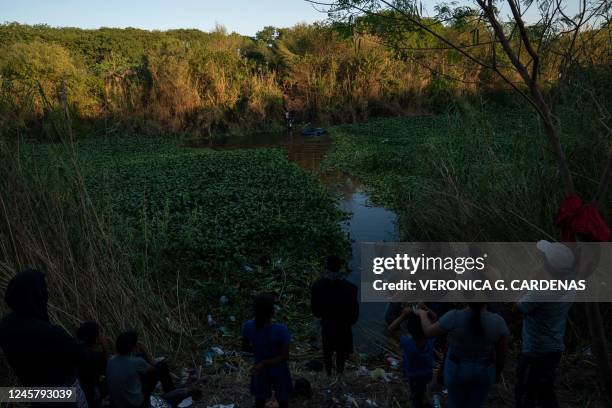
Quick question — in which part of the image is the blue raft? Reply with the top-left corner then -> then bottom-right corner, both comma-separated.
302,127 -> 326,137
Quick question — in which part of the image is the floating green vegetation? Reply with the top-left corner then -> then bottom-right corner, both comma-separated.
327,110 -> 604,241
34,137 -> 349,341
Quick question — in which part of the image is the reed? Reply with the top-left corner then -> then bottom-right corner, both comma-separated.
0,135 -> 195,359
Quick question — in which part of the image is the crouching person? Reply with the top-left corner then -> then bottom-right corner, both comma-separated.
107,331 -> 197,408
242,293 -> 292,408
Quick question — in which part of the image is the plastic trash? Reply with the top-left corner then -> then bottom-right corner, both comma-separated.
177,397 -> 193,408
244,265 -> 254,273
179,367 -> 197,386
381,371 -> 394,382
365,400 -> 378,407
432,393 -> 442,408
386,356 -> 400,368
344,394 -> 358,407
229,315 -> 236,322
219,295 -> 229,305
150,396 -> 171,408
207,315 -> 216,326
219,326 -> 230,337
183,367 -> 198,376
358,366 -> 369,376
211,346 -> 224,356
203,351 -> 215,365
369,368 -> 386,380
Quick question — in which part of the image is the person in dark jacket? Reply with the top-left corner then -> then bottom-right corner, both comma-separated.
0,269 -> 86,407
310,256 -> 359,376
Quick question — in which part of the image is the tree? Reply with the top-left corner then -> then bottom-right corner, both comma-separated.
255,26 -> 281,48
308,0 -> 612,400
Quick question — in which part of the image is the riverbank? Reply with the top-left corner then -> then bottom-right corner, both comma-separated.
3,137 -> 350,354
325,109 -> 609,242
180,334 -> 606,407
2,110 -> 610,407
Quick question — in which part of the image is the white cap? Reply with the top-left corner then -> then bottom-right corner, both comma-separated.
536,240 -> 575,270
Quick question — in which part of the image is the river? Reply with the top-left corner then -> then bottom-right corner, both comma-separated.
197,132 -> 399,353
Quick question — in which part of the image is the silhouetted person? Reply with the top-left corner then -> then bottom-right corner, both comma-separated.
419,303 -> 509,408
107,331 -> 193,408
310,256 -> 359,375
0,269 -> 87,407
77,321 -> 109,408
242,293 -> 292,408
515,241 -> 574,408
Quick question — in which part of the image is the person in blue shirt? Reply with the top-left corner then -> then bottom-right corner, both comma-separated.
388,306 -> 434,408
419,303 -> 509,408
242,293 -> 292,408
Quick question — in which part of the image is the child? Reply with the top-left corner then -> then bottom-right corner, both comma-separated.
107,331 -> 198,408
388,307 -> 434,408
76,321 -> 109,408
242,293 -> 293,408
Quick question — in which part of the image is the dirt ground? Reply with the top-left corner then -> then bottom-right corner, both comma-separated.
193,341 -> 609,408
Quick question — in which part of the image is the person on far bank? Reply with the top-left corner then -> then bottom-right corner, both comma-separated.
515,240 -> 575,408
310,256 -> 359,376
388,307 -> 434,408
0,269 -> 88,408
242,293 -> 292,408
418,303 -> 509,408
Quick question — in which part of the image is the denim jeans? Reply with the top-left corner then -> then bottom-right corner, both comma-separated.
444,354 -> 495,408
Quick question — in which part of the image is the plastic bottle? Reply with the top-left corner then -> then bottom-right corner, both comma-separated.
432,393 -> 442,408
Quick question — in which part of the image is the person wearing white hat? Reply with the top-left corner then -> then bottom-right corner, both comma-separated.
535,240 -> 576,272
515,240 -> 575,408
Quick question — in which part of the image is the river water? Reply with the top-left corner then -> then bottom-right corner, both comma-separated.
197,132 -> 399,353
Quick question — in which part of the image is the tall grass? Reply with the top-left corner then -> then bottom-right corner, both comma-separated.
0,136 -> 194,358
327,107 -> 609,241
